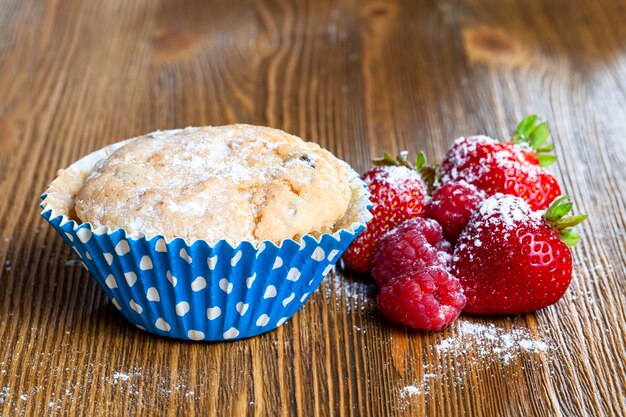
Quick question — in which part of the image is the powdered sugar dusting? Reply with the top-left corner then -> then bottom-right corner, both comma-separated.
393,318 -> 554,410
452,194 -> 541,263
71,125 -> 360,245
439,135 -> 543,186
366,165 -> 425,195
439,135 -> 501,183
434,320 -> 553,364
400,385 -> 421,397
476,193 -> 539,229
324,268 -> 376,313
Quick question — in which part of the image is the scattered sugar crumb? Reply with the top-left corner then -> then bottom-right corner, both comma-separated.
324,270 -> 376,313
112,372 -> 130,382
434,320 -> 553,364
400,385 -> 421,397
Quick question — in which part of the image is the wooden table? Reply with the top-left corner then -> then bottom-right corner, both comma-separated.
1,0 -> 625,415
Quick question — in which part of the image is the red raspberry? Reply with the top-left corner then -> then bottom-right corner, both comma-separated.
426,180 -> 486,243
377,267 -> 466,331
371,218 -> 452,287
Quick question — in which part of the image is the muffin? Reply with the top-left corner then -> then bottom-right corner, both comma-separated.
40,125 -> 371,341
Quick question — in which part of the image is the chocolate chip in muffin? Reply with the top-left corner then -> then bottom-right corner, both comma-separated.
299,155 -> 316,168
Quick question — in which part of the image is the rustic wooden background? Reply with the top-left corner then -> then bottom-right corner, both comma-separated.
1,0 -> 625,415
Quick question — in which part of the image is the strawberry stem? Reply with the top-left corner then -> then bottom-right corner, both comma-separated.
544,195 -> 588,247
372,151 -> 438,194
513,115 -> 557,167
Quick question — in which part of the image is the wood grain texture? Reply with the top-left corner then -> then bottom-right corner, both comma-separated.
0,0 -> 625,415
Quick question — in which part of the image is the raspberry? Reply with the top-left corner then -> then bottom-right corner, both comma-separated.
426,180 -> 486,243
371,218 -> 452,287
377,267 -> 466,331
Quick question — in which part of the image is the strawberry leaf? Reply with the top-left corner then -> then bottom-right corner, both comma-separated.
560,229 -> 581,247
551,201 -> 573,218
515,115 -> 538,140
372,150 -> 437,193
554,214 -> 588,229
544,195 -> 587,245
530,122 -> 550,149
537,143 -> 554,153
415,152 -> 426,170
545,195 -> 570,220
536,154 -> 557,167
373,152 -> 400,167
513,115 -> 557,164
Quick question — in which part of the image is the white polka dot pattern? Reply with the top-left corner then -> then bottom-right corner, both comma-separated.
263,285 -> 277,299
179,248 -> 192,264
124,272 -> 137,287
223,328 -> 239,339
207,255 -> 218,270
104,274 -> 117,289
175,302 -> 190,316
166,271 -> 177,287
129,299 -> 143,314
139,256 -> 153,270
236,302 -> 249,316
76,228 -> 92,243
42,199 -> 368,341
282,293 -> 295,307
219,278 -> 233,294
154,238 -> 167,252
207,306 -> 221,320
187,330 -> 205,341
286,268 -> 301,282
311,247 -> 325,261
246,273 -> 256,289
191,276 -> 207,291
146,287 -> 160,302
256,314 -> 270,327
230,251 -> 242,266
272,257 -> 283,269
155,318 -> 170,331
115,240 -> 130,256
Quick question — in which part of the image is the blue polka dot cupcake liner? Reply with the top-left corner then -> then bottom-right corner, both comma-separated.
40,141 -> 372,341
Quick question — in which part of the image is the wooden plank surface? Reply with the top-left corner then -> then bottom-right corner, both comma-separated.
1,0 -> 625,415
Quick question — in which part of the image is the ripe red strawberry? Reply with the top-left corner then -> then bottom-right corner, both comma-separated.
438,116 -> 561,210
343,152 -> 429,272
469,157 -> 561,210
438,135 -> 516,184
377,266 -> 466,331
451,194 -> 587,315
371,217 -> 452,287
426,180 -> 487,243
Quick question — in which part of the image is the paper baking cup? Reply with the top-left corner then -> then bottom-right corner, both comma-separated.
40,140 -> 371,341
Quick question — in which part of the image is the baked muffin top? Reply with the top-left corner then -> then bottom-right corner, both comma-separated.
73,125 -> 354,245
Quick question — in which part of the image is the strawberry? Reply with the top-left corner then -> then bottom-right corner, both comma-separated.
342,152 -> 429,272
438,115 -> 561,210
469,157 -> 561,210
451,194 -> 587,315
438,135 -> 515,184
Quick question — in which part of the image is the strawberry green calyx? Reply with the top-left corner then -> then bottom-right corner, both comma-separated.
513,114 -> 557,167
544,195 -> 588,246
372,151 -> 437,193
